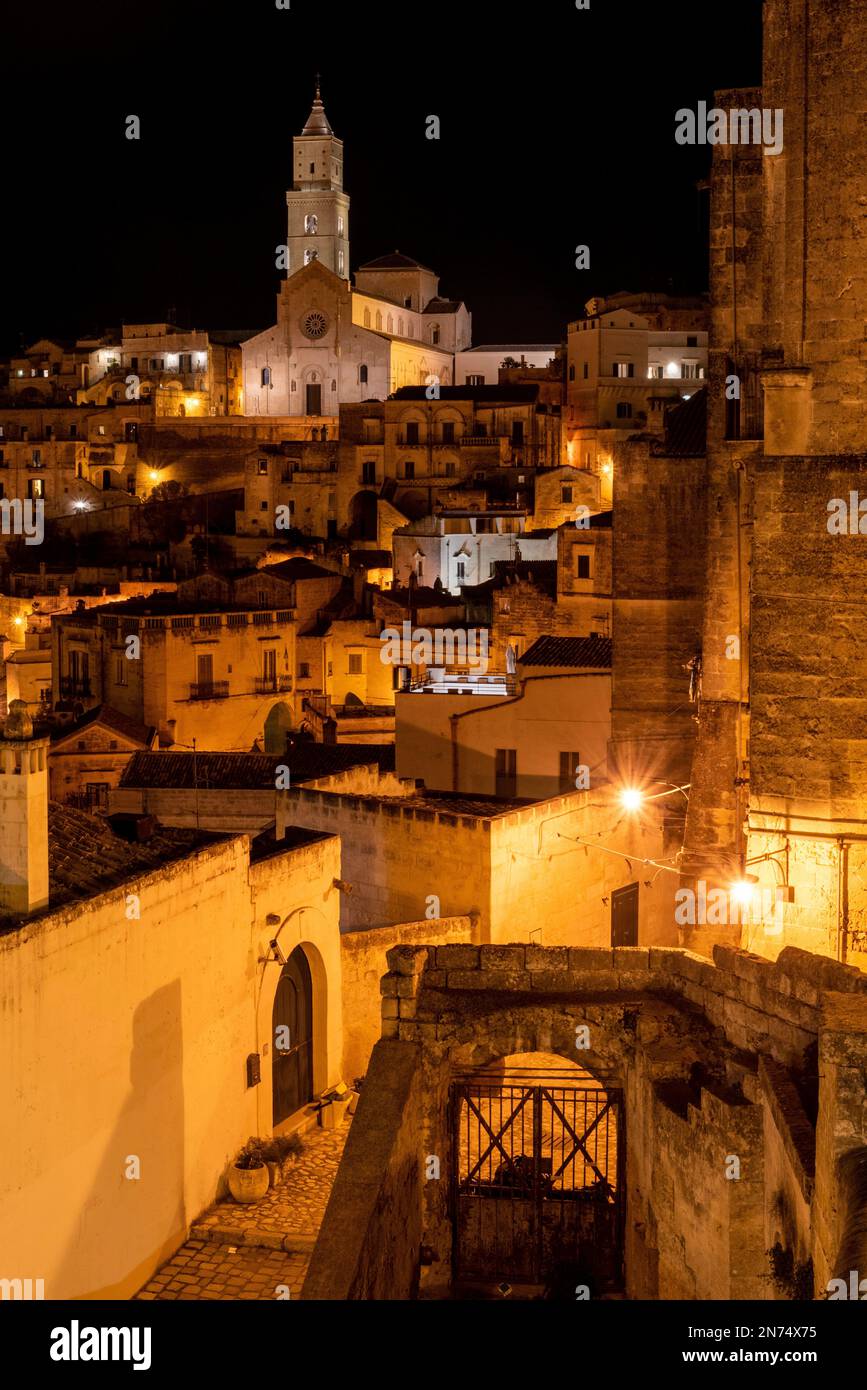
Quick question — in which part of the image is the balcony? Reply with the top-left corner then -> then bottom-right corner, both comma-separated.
59,677 -> 92,698
461,435 -> 498,447
254,675 -> 293,694
189,681 -> 229,701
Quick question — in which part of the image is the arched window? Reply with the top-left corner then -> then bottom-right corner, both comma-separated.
261,366 -> 272,387
338,250 -> 345,276
337,215 -> 344,236
431,324 -> 440,346
359,364 -> 368,385
616,402 -> 632,419
387,315 -> 393,333
375,311 -> 382,331
364,308 -> 371,328
398,318 -> 404,336
304,213 -> 318,234
304,248 -> 318,265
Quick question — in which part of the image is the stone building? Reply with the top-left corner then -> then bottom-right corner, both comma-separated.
565,291 -> 708,502
0,698 -> 344,1300
679,0 -> 867,970
241,84 -> 471,421
79,324 -> 246,418
50,595 -> 298,752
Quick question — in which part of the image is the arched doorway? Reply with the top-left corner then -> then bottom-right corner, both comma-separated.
451,1052 -> 623,1295
272,946 -> 314,1127
264,701 -> 293,754
348,490 -> 378,541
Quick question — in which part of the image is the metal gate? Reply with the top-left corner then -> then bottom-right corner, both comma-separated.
451,1073 -> 624,1291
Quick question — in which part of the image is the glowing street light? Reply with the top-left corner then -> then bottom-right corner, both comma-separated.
730,876 -> 759,906
148,470 -> 160,482
620,788 -> 644,811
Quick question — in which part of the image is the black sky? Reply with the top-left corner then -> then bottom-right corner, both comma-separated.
0,0 -> 763,356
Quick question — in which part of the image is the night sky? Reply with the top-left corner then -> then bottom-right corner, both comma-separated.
1,0 -> 762,356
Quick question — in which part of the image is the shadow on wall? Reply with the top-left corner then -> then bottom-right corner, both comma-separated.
52,980 -> 186,1300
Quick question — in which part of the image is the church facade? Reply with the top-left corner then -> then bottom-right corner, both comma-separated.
241,81 -> 472,418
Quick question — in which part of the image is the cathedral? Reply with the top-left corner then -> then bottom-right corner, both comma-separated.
241,81 -> 472,417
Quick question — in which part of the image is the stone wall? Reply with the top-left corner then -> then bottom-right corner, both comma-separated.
340,914 -> 476,1082
301,1039 -> 424,1300
363,942 -> 867,1299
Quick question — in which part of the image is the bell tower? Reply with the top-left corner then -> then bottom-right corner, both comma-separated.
286,77 -> 350,280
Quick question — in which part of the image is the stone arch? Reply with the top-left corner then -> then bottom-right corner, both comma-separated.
348,489 -> 378,541
264,701 -> 293,754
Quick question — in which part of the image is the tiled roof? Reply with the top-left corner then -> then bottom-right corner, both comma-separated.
423,298 -> 463,313
520,635 -> 612,669
263,558 -> 338,581
0,804 -> 221,932
119,745 -> 395,791
358,252 -> 435,272
651,388 -> 707,457
51,704 -> 156,749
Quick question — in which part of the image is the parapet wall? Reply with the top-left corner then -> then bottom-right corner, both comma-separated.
382,942 -> 867,1069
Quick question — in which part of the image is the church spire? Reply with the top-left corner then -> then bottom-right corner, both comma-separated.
301,74 -> 333,136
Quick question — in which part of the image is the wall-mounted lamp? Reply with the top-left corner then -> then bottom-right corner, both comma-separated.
333,878 -> 353,894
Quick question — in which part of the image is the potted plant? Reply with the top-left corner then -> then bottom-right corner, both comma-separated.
258,1133 -> 303,1188
227,1143 -> 269,1203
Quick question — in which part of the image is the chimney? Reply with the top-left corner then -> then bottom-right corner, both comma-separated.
0,700 -> 50,915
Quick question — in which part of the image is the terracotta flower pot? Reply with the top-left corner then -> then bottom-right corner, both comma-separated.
227,1161 -> 270,1203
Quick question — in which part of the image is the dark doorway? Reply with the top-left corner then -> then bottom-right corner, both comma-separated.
306,384 -> 322,415
611,882 -> 639,946
272,946 -> 314,1127
348,490 -> 378,541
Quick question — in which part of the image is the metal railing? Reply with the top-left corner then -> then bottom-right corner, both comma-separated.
59,677 -> 92,698
254,675 -> 293,694
189,681 -> 229,700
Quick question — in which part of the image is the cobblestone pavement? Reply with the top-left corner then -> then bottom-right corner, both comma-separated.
135,1119 -> 350,1301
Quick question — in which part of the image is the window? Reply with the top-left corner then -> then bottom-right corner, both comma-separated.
337,215 -> 344,235
309,162 -> 315,173
32,449 -> 41,466
257,458 -> 268,475
404,295 -> 412,308
559,751 -> 582,793
338,250 -> 345,276
466,374 -> 484,386
614,362 -> 635,378
127,475 -> 135,494
359,364 -> 368,385
375,311 -> 382,331
445,461 -> 456,477
305,213 -> 318,233
115,655 -> 127,686
561,485 -> 573,503
362,460 -> 376,484
616,402 -> 632,419
455,560 -> 466,581
442,422 -> 455,444
495,748 -> 517,798
28,477 -> 45,499
583,362 -> 589,379
406,422 -> 419,444
431,325 -> 440,345
647,364 -> 664,379
263,648 -> 277,685
261,367 -> 272,387
348,653 -> 362,675
575,552 -> 591,579
327,661 -> 333,677
304,248 -> 318,264
687,335 -> 698,347
681,362 -> 700,379
404,459 -> 415,480
511,421 -> 524,445
298,662 -> 311,680
387,316 -> 393,334
84,783 -> 110,811
69,423 -> 77,437
569,364 -> 575,381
